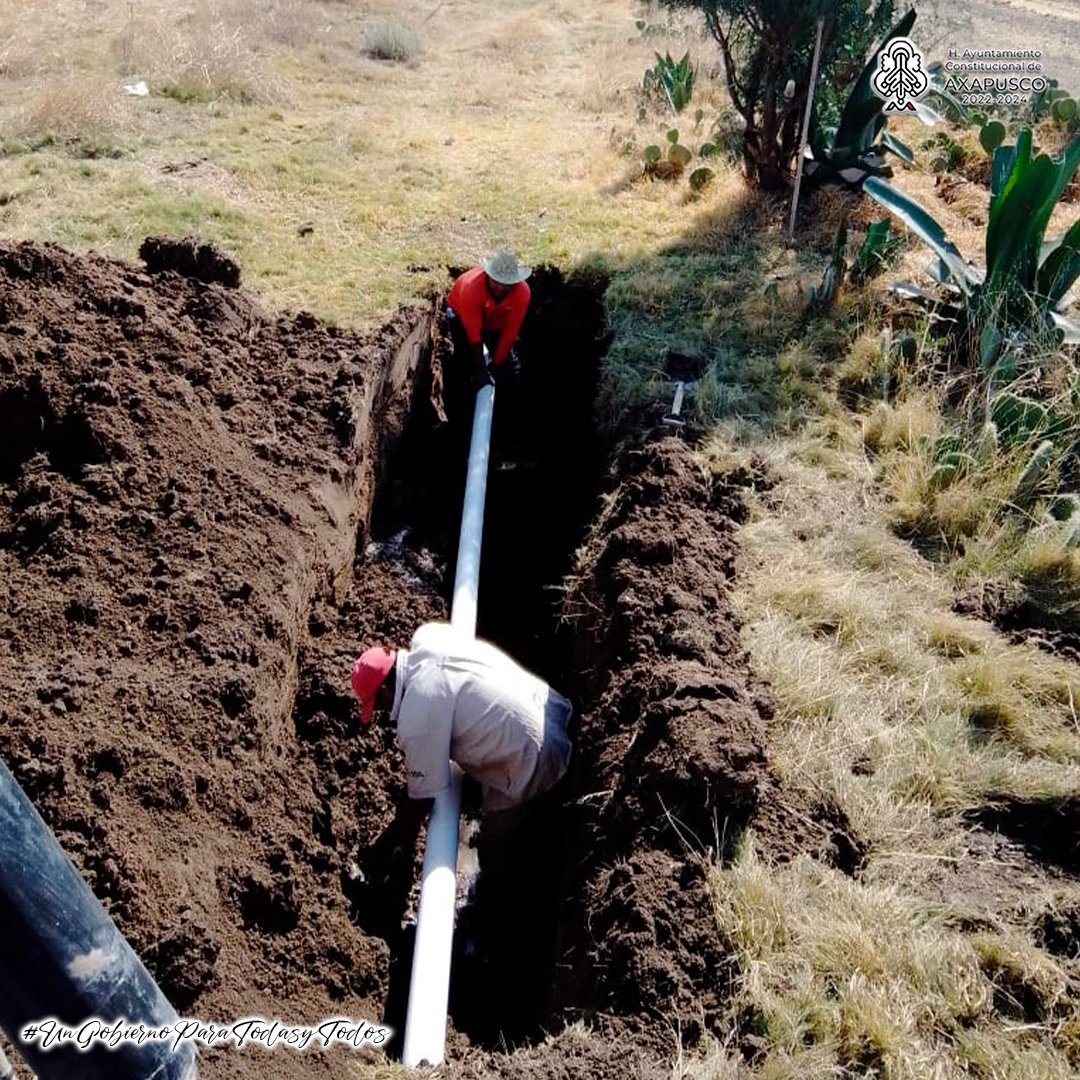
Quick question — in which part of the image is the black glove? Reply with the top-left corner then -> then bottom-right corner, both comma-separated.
471,359 -> 495,390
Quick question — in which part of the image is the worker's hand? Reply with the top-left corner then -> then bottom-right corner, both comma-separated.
471,360 -> 495,391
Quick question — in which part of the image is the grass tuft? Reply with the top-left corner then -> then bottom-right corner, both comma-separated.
362,19 -> 421,63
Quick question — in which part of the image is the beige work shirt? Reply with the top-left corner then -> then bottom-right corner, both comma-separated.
390,622 -> 573,810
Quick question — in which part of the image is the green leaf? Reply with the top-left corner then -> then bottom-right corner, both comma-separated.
667,143 -> 692,168
990,145 -> 1016,200
979,121 -> 1006,154
831,8 -> 918,156
851,218 -> 899,281
1015,440 -> 1056,503
881,132 -> 913,163
1051,310 -> 1080,344
1048,493 -> 1080,521
926,257 -> 955,285
1037,217 -> 1080,306
1053,97 -> 1079,123
987,131 -> 1080,292
864,176 -> 975,295
979,322 -> 1003,369
666,128 -> 679,144
688,166 -> 714,192
699,142 -> 718,158
643,144 -> 662,163
912,101 -> 944,127
653,51 -> 694,114
990,392 -> 1057,444
989,128 -> 1033,221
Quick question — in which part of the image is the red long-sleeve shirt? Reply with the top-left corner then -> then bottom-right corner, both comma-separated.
446,268 -> 531,367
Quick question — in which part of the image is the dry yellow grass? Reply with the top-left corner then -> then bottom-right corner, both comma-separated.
3,4 -> 1078,1077
711,838 -> 1078,1080
717,420 -> 1080,1078
0,0 -> 729,323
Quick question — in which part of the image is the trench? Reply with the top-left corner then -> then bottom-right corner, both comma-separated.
343,265 -> 611,1050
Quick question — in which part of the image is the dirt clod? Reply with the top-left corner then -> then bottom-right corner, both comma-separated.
139,235 -> 242,288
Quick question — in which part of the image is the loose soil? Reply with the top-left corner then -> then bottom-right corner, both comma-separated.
0,238 -> 435,1079
0,240 -> 839,1079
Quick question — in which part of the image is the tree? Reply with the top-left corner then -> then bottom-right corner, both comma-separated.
661,0 -> 897,190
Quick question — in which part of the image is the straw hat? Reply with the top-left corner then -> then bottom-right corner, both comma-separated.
482,250 -> 531,285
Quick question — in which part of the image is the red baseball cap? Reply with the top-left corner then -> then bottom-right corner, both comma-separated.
351,646 -> 397,725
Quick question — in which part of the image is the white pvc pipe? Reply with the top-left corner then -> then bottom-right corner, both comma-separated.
402,352 -> 495,1068
401,763 -> 463,1068
450,377 -> 496,637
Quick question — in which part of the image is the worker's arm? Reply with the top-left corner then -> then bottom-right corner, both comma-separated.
451,308 -> 492,389
490,283 -> 530,368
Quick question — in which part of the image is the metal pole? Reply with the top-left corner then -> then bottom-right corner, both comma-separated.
402,351 -> 495,1068
0,759 -> 197,1080
787,17 -> 826,244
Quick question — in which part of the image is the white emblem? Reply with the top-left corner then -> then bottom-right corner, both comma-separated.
872,37 -> 929,112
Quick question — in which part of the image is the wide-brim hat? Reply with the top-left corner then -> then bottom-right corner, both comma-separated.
482,250 -> 531,285
351,646 -> 397,725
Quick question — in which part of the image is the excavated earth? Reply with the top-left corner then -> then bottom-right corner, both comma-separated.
0,240 -> 847,1079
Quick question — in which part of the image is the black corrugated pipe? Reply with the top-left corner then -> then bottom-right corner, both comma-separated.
0,759 -> 197,1079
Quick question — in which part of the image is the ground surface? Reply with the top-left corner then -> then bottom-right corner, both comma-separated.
0,241 -> 807,1079
1,2 -> 1079,1079
0,238 -> 439,1079
959,1 -> 1079,92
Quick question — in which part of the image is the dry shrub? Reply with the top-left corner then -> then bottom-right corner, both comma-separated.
8,75 -> 128,141
362,18 -> 421,63
241,0 -> 314,49
837,330 -> 888,399
116,2 -> 287,104
0,6 -> 38,79
1014,541 -> 1080,632
862,395 -> 940,454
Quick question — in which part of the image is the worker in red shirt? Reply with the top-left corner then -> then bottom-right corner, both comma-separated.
445,250 -> 531,392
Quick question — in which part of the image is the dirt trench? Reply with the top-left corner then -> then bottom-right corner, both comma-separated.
0,241 -> 799,1079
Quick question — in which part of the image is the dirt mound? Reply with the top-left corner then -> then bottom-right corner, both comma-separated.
139,236 -> 242,288
551,440 -> 771,1043
0,239 -> 434,1079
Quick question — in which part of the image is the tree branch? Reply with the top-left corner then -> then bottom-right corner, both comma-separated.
709,14 -> 747,120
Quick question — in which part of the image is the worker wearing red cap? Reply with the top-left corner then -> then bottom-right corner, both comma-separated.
351,622 -> 572,814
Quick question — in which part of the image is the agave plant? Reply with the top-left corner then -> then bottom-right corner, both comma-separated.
806,9 -> 915,186
805,8 -> 959,188
864,128 -> 1080,359
650,51 -> 695,114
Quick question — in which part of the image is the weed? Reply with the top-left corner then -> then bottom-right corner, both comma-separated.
362,19 -> 421,64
